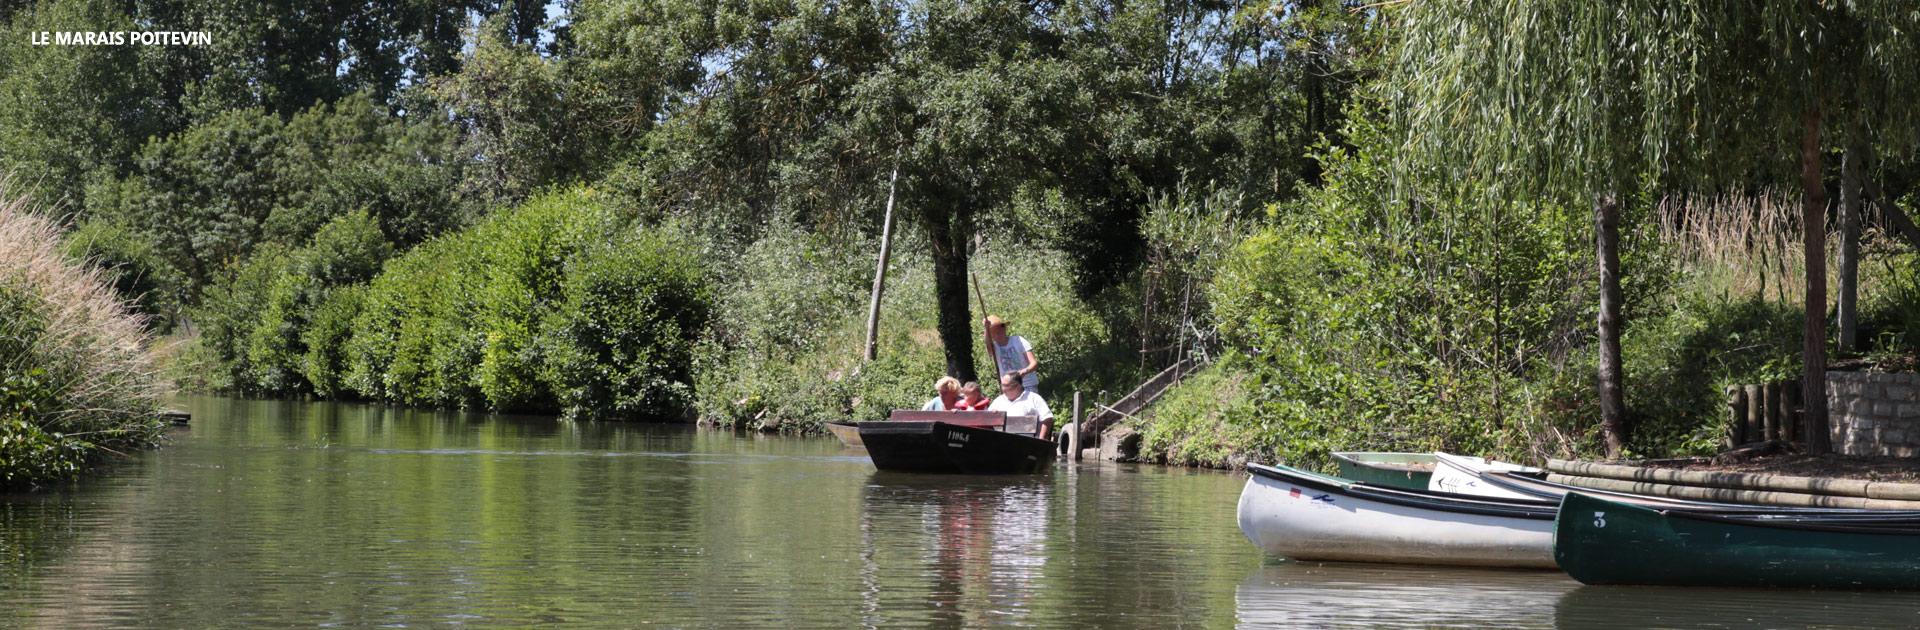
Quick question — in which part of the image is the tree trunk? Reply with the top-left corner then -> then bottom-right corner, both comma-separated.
922,196 -> 977,383
1595,193 -> 1628,459
1838,143 -> 1862,353
863,168 -> 900,362
1799,108 -> 1833,455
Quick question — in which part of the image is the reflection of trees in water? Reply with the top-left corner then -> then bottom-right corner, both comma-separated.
1,474 -> 155,626
0,498 -> 79,592
859,474 -> 1052,628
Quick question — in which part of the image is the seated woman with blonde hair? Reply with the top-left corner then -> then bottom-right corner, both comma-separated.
920,376 -> 962,411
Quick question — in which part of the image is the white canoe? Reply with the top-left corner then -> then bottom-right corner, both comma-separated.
1427,452 -> 1541,500
1236,463 -> 1558,569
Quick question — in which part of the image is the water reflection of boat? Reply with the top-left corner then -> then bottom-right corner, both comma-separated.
858,473 -> 1053,627
1238,463 -> 1560,568
1235,561 -> 1573,629
1552,584 -> 1920,629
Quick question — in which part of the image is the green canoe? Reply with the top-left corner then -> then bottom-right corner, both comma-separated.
1555,492 -> 1920,589
1331,452 -> 1436,490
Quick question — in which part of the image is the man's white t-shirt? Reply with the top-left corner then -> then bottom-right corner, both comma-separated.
988,390 -> 1052,421
992,335 -> 1040,390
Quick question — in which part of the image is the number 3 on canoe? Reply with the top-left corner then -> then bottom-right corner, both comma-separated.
1592,512 -> 1606,528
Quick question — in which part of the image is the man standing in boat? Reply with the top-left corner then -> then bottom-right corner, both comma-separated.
988,373 -> 1054,440
982,315 -> 1040,395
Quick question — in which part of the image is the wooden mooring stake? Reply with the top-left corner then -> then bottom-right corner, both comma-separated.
1725,380 -> 1803,446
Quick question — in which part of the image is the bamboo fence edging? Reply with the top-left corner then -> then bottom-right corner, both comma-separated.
1548,459 -> 1920,502
1543,473 -> 1920,510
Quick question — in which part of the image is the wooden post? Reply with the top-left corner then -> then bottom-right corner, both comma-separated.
1774,382 -> 1789,445
1727,385 -> 1748,447
862,168 -> 899,362
1746,384 -> 1765,444
1071,392 -> 1083,461
1762,382 -> 1781,441
1838,144 -> 1863,352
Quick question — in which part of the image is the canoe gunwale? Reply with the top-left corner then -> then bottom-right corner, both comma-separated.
1660,503 -> 1920,533
1483,471 -> 1920,518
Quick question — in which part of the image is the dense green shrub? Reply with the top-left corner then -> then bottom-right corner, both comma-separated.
327,189 -> 712,418
194,244 -> 292,394
1,204 -> 168,490
193,210 -> 394,396
540,233 -> 712,419
300,285 -> 366,399
1864,253 -> 1920,354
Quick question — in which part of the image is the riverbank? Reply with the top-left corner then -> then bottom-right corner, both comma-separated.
1,199 -> 170,490
1655,453 -> 1920,483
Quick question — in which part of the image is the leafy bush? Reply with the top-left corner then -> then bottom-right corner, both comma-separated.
329,189 -> 713,418
540,232 -> 713,419
193,210 -> 394,396
1863,252 -> 1920,354
299,285 -> 366,399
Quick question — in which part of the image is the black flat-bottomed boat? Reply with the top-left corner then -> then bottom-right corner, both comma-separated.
859,411 -> 1054,474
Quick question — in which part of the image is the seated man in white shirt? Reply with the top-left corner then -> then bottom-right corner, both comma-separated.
986,373 -> 1054,440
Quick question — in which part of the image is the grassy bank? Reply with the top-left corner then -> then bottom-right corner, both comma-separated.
1134,183 -> 1920,472
1,194 -> 169,489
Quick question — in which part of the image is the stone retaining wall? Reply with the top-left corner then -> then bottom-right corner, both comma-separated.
1829,372 -> 1920,457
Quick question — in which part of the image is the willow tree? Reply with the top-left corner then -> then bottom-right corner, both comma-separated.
1388,3 -> 1705,457
1390,1 -> 1920,457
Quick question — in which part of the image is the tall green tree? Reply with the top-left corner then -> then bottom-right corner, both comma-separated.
571,0 -> 1356,378
0,0 -> 176,209
86,94 -> 468,302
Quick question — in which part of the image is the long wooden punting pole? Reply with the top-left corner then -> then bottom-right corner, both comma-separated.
972,272 -> 999,378
862,167 -> 899,362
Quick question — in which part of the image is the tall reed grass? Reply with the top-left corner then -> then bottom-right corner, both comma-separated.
1,185 -> 169,489
1656,192 -> 1896,305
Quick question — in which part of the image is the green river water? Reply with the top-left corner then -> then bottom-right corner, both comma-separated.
5,396 -> 1920,628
